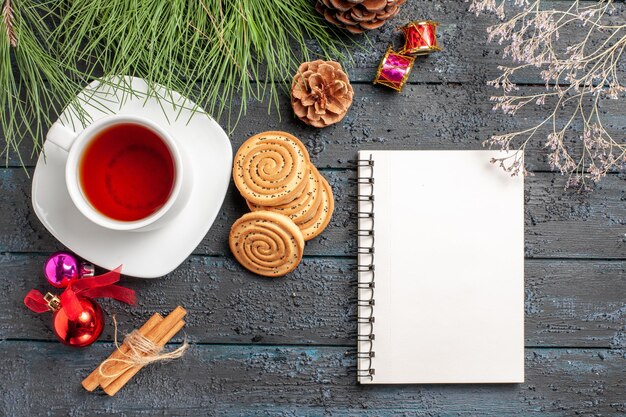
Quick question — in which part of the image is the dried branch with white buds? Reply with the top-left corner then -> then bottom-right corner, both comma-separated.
469,0 -> 626,189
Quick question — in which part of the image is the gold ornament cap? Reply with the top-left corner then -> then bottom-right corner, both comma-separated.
44,292 -> 61,311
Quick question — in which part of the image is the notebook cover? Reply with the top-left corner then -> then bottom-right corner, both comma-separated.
357,150 -> 524,384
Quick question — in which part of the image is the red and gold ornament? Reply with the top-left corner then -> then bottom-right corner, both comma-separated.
34,292 -> 105,348
373,19 -> 441,92
373,47 -> 415,92
400,21 -> 441,56
24,266 -> 135,348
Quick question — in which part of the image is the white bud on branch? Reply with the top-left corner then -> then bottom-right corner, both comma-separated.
469,0 -> 626,190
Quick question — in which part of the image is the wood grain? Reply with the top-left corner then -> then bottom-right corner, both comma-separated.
5,83 -> 626,170
343,0 -> 626,84
2,169 -> 624,259
0,1 -> 624,414
2,254 -> 624,348
0,342 -> 624,416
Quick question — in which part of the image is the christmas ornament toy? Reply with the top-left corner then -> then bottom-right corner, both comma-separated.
373,47 -> 415,92
43,251 -> 95,288
24,266 -> 135,348
24,291 -> 105,347
400,21 -> 441,56
52,293 -> 104,347
373,20 -> 441,92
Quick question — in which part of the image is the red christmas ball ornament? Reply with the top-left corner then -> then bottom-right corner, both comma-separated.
43,251 -> 95,288
24,266 -> 135,348
46,293 -> 104,348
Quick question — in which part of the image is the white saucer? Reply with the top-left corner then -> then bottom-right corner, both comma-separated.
32,77 -> 232,278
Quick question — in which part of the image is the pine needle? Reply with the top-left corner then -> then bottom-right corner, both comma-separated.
0,0 -> 89,165
0,0 -> 353,164
53,0 -> 352,128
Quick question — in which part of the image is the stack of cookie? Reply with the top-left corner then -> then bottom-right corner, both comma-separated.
230,131 -> 335,277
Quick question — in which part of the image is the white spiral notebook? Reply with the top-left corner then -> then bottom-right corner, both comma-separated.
357,150 -> 524,384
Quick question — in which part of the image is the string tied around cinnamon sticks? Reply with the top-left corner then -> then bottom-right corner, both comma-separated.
83,306 -> 187,396
97,315 -> 188,380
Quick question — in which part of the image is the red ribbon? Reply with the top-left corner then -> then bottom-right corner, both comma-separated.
24,290 -> 51,313
24,266 -> 135,320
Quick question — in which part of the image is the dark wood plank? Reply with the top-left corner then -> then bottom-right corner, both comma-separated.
0,342 -> 624,416
345,0 -> 626,84
0,2 -> 624,414
525,260 -> 626,349
5,83 -> 626,171
229,84 -> 626,172
2,168 -> 625,259
3,253 -> 624,347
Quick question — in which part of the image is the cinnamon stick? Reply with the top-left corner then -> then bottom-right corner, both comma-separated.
99,306 -> 187,391
103,319 -> 186,396
81,313 -> 163,392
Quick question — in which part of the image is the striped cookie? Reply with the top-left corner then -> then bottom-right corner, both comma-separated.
299,173 -> 334,241
233,131 -> 310,206
229,211 -> 305,277
247,166 -> 323,225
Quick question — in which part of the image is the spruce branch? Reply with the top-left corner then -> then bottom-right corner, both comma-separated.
1,0 -> 352,164
0,0 -> 91,164
53,0 -> 351,128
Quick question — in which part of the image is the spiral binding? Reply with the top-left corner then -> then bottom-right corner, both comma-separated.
355,155 -> 375,381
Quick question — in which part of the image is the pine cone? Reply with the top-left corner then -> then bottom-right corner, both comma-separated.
291,60 -> 354,128
315,0 -> 406,34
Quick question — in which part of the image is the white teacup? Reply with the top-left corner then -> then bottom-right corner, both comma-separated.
47,114 -> 189,232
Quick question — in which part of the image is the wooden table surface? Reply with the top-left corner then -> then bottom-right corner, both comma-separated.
1,1 -> 625,416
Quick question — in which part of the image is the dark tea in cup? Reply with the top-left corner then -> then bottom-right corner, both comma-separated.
79,123 -> 176,222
